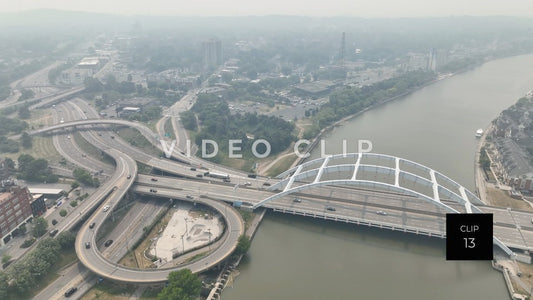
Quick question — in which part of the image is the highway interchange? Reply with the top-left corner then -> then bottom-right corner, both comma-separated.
32,97 -> 533,284
6,66 -> 532,297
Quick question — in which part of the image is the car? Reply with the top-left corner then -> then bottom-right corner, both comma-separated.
150,189 -> 157,193
64,287 -> 77,297
293,198 -> 302,203
326,206 -> 336,211
104,239 -> 113,247
56,201 -> 62,207
248,174 -> 257,178
49,229 -> 59,237
85,242 -> 91,249
103,205 -> 110,212
151,178 -> 158,181
196,174 -> 203,178
89,222 -> 96,229
190,167 -> 197,171
127,174 -> 131,179
186,195 -> 194,199
376,210 -> 388,216
223,178 -> 231,182
262,182 -> 271,186
244,182 -> 252,186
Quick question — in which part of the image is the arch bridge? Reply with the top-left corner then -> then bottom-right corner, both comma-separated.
252,152 -> 513,256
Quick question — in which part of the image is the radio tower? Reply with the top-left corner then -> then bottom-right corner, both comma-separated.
339,32 -> 346,68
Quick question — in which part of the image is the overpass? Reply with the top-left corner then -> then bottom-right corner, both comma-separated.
35,116 -> 533,284
73,143 -> 244,283
255,153 -> 514,255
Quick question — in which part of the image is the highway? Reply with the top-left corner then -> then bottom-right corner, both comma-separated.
27,94 -> 533,287
135,174 -> 533,252
76,184 -> 244,283
36,106 -> 533,254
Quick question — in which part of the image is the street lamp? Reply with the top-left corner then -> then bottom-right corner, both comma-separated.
208,228 -> 211,250
181,234 -> 185,253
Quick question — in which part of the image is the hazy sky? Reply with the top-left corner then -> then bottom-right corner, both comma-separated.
2,0 -> 533,17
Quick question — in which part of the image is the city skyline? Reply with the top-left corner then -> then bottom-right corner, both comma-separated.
1,0 -> 533,18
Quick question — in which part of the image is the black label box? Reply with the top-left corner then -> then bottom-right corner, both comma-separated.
446,213 -> 493,260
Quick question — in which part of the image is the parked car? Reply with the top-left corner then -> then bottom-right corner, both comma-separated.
376,210 -> 388,216
103,205 -> 110,212
89,222 -> 96,229
49,229 -> 59,237
85,242 -> 91,249
151,178 -> 158,181
104,239 -> 113,247
326,206 -> 336,212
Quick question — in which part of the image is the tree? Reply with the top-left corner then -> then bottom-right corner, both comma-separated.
56,231 -> 76,250
71,181 -> 80,189
70,200 -> 78,207
59,209 -> 67,217
18,223 -> 27,235
32,217 -> 48,238
51,219 -> 57,225
234,235 -> 251,256
4,157 -> 15,170
21,132 -> 32,148
157,269 -> 201,300
18,106 -> 31,119
1,254 -> 11,264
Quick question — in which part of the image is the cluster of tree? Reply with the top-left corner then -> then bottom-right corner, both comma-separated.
127,106 -> 162,122
18,105 -> 31,119
85,76 -> 182,114
233,235 -> 251,257
73,168 -> 99,187
191,94 -> 295,162
223,79 -> 295,107
0,115 -> 28,136
17,154 -> 58,183
180,110 -> 197,131
479,147 -> 491,170
31,217 -> 48,238
17,89 -> 34,102
304,70 -> 436,138
21,132 -> 32,148
47,61 -> 74,84
0,232 -> 75,297
0,136 -> 20,153
157,269 -> 202,300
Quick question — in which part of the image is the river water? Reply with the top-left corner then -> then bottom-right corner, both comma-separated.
223,54 -> 533,299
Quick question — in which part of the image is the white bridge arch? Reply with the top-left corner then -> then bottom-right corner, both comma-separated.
252,153 -> 513,256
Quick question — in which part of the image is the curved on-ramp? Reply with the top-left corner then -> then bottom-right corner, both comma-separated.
74,148 -> 244,283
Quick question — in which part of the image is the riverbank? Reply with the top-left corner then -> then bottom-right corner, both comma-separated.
206,208 -> 266,300
293,73 -> 454,167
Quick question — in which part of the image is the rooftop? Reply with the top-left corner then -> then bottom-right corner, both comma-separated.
28,188 -> 64,195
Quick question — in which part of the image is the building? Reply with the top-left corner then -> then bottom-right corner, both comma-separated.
494,138 -> 533,191
203,38 -> 223,68
0,186 -> 33,246
30,194 -> 46,217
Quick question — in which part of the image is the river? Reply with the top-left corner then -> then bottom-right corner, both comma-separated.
223,53 -> 533,299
